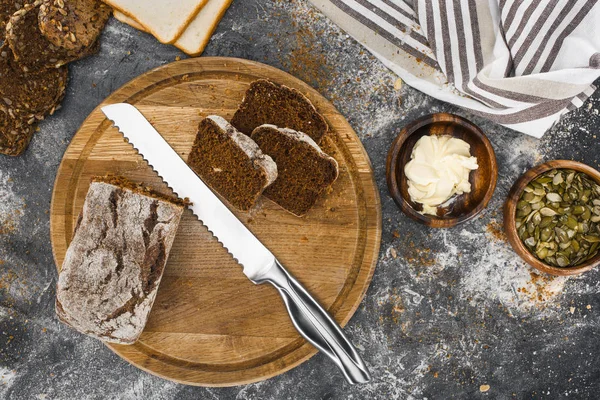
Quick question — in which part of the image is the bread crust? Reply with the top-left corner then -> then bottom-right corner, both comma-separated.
0,0 -> 22,31
55,179 -> 184,344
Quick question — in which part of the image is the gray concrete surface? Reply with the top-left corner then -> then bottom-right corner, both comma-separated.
1,1 -> 600,399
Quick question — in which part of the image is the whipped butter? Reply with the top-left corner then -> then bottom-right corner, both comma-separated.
404,135 -> 478,215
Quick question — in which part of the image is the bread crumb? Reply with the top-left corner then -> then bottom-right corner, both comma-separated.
175,56 -> 181,61
587,304 -> 592,310
390,248 -> 397,259
393,78 -> 402,90
570,307 -> 576,313
480,384 -> 490,392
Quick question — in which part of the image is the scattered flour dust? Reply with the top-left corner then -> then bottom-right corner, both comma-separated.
0,170 -> 25,235
439,229 -> 569,314
0,367 -> 17,395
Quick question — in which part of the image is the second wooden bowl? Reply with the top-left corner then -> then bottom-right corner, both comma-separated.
504,160 -> 600,276
386,113 -> 498,228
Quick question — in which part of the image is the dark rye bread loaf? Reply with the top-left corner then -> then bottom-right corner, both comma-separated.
56,176 -> 185,344
6,0 -> 100,71
0,106 -> 34,156
0,43 -> 68,119
187,115 -> 277,211
231,79 -> 329,143
251,125 -> 339,217
39,0 -> 112,53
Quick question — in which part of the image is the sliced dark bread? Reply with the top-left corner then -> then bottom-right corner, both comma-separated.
0,43 -> 68,119
187,115 -> 277,211
39,0 -> 112,53
6,0 -> 100,71
0,106 -> 35,156
231,79 -> 329,143
251,124 -> 339,217
56,176 -> 185,344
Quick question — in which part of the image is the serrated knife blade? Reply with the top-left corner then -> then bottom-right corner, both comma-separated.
101,103 -> 370,384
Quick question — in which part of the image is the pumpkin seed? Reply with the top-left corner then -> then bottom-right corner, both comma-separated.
539,216 -> 553,228
583,235 -> 600,243
553,173 -> 564,185
546,193 -> 562,202
573,205 -> 586,215
557,255 -> 570,267
540,207 -> 558,217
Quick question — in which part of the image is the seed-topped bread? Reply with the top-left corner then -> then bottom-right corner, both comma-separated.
38,0 -> 112,53
231,80 -> 329,143
0,106 -> 35,156
251,125 -> 339,217
6,0 -> 100,71
56,176 -> 186,344
187,115 -> 277,211
0,0 -> 22,31
0,43 -> 68,119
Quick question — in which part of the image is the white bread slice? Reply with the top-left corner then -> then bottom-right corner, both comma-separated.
114,10 -> 146,31
174,0 -> 233,56
105,0 -> 208,44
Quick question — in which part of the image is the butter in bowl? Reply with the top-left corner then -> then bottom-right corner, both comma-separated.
386,113 -> 498,228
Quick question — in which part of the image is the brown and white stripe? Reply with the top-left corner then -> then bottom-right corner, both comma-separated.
309,0 -> 600,137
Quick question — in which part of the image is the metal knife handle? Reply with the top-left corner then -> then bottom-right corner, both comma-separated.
252,260 -> 371,384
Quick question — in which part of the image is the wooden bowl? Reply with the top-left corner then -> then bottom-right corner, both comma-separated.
504,160 -> 600,276
386,113 -> 498,228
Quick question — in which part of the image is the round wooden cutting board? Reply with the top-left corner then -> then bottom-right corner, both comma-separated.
50,58 -> 381,386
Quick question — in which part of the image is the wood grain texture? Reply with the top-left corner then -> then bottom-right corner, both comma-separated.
504,160 -> 600,276
386,113 -> 497,228
49,57 -> 382,386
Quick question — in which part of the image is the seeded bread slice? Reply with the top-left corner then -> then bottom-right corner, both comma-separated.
251,125 -> 339,217
0,106 -> 35,156
0,0 -> 22,31
38,0 -> 112,53
56,176 -> 186,344
231,80 -> 329,143
6,1 -> 100,71
187,115 -> 277,211
0,43 -> 68,119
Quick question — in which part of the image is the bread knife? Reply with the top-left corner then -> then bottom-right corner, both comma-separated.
101,103 -> 371,384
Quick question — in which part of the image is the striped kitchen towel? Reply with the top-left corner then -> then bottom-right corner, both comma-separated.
309,0 -> 600,138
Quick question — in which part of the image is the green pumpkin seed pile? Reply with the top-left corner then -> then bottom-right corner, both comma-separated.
516,169 -> 600,268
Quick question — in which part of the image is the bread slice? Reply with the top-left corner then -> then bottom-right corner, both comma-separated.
174,0 -> 233,56
0,1 -> 22,31
0,106 -> 35,156
38,0 -> 112,52
0,43 -> 68,119
55,176 -> 186,344
104,0 -> 208,44
187,115 -> 277,211
114,10 -> 146,31
114,0 -> 233,56
6,1 -> 100,71
232,80 -> 329,144
251,125 -> 338,217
